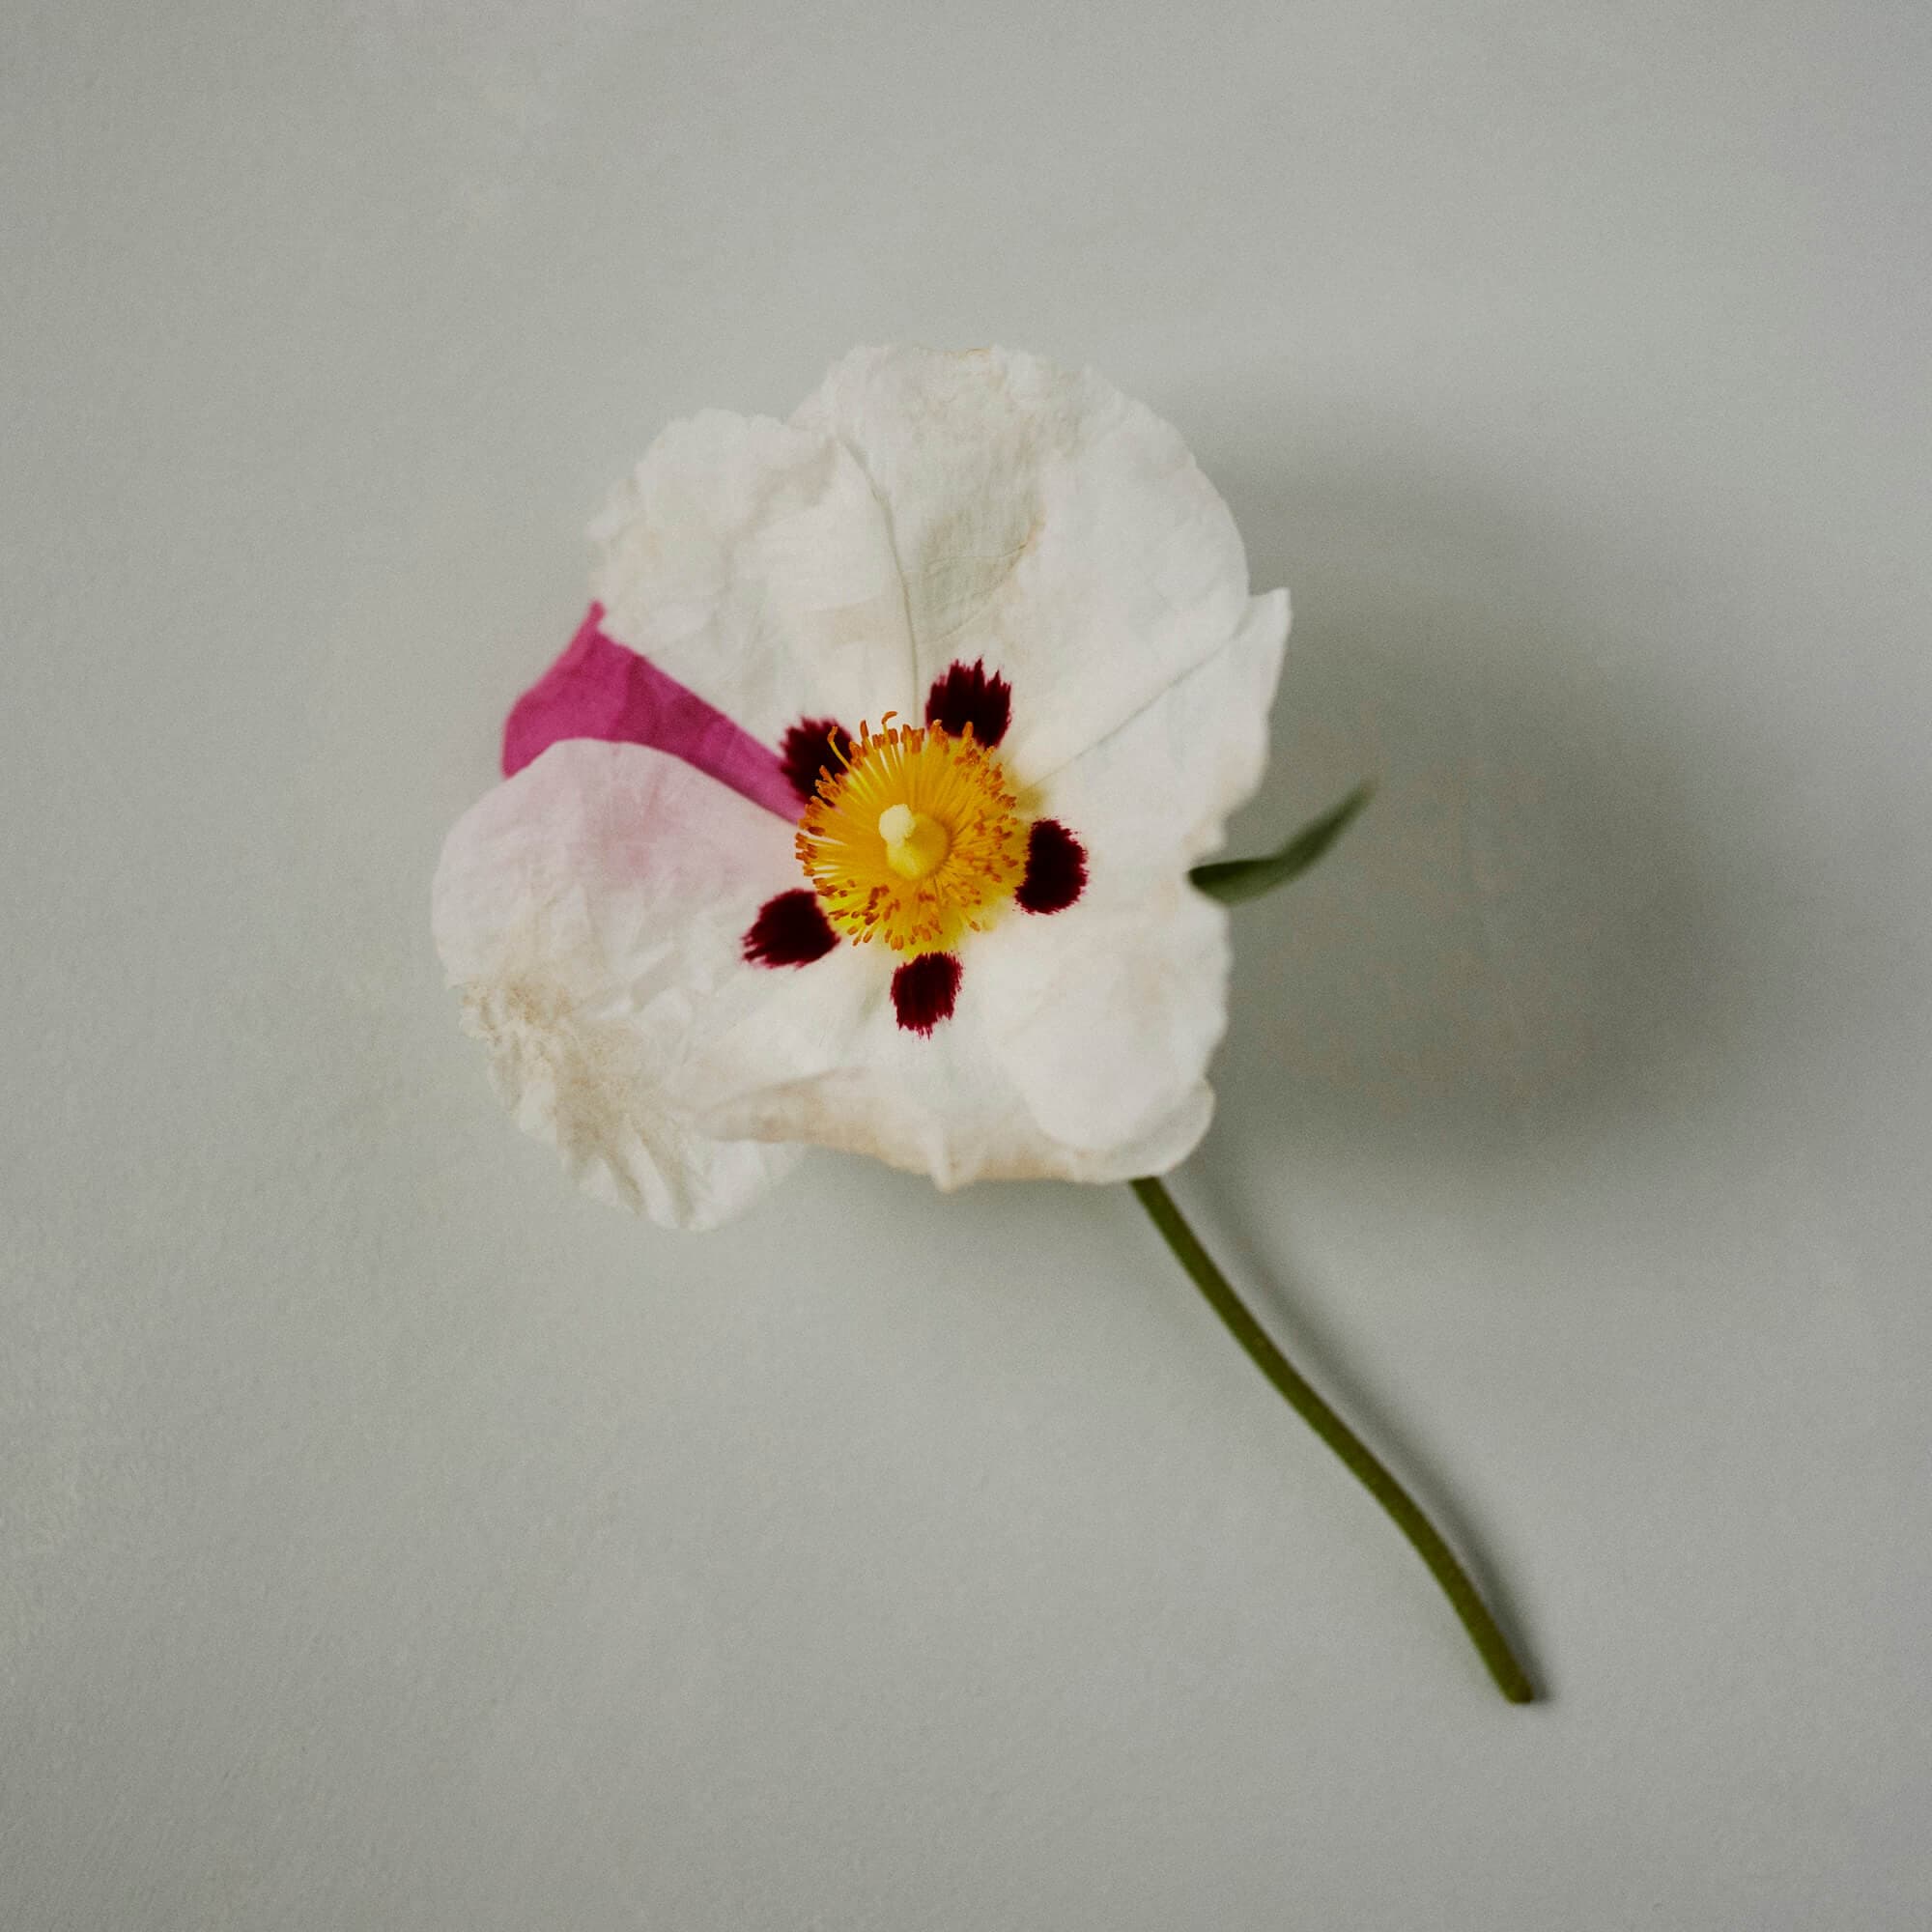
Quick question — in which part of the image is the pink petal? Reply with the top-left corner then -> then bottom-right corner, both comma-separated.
501,604 -> 801,822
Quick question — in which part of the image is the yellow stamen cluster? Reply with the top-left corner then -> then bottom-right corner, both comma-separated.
797,714 -> 1027,956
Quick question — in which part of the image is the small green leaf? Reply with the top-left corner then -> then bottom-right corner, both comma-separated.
1189,781 -> 1375,906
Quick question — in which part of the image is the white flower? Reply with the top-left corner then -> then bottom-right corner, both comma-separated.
433,346 -> 1289,1229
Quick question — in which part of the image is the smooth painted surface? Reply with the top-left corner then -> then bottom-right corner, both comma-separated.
5,3 -> 1928,1925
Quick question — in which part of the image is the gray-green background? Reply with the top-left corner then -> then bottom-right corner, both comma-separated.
5,3 -> 1927,1924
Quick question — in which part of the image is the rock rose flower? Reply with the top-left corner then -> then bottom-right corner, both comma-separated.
434,346 -> 1289,1230
430,346 -> 1539,1704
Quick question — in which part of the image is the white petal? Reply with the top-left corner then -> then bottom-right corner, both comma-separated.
588,410 -> 915,748
687,934 -> 1213,1189
681,872 -> 1224,1190
918,594 -> 1288,1165
1034,588 -> 1291,874
795,346 -> 1255,781
432,740 -> 807,1231
975,877 -> 1233,1159
671,941 -> 1028,1186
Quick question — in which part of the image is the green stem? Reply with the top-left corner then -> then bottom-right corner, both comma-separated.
1130,1176 -> 1536,1704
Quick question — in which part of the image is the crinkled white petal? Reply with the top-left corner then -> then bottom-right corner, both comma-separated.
589,409 -> 915,749
684,933 -> 1217,1190
794,345 -> 1254,783
432,740 -> 807,1231
587,349 -> 1256,789
1036,588 -> 1290,874
972,876 -> 1232,1159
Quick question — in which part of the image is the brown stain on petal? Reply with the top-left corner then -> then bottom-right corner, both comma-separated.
460,976 -> 648,1208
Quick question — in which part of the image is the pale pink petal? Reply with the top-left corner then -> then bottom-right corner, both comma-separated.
433,740 -> 806,1230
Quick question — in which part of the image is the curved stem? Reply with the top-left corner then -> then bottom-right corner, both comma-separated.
1130,1176 -> 1536,1704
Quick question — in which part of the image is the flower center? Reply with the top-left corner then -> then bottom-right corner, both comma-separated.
877,804 -> 950,878
796,715 -> 1027,955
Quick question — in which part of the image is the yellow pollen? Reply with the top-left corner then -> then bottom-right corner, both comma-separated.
796,715 -> 1028,956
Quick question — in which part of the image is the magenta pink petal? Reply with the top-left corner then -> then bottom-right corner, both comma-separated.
501,604 -> 802,822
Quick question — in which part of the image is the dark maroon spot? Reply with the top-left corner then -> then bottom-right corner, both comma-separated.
743,890 -> 838,968
891,952 -> 962,1035
923,658 -> 1011,747
1014,819 -> 1087,915
780,717 -> 852,804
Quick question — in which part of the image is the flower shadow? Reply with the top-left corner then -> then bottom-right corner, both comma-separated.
1206,454 -> 1736,1179
1146,449 -> 1766,1696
